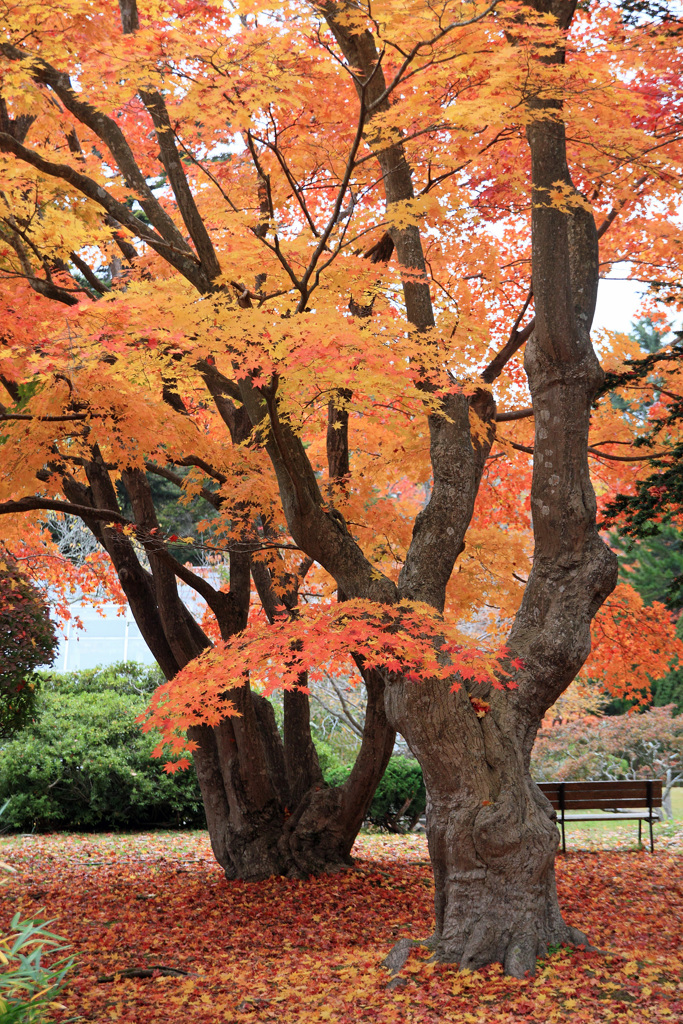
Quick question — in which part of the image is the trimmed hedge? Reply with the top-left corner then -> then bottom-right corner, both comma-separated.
0,665 -> 204,832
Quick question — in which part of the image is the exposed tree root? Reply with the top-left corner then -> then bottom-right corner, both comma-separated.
95,965 -> 193,983
383,924 -> 604,981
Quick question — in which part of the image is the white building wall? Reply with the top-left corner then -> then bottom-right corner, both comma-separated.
54,601 -> 156,671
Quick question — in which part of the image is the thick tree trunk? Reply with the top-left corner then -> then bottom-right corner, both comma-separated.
385,679 -> 588,976
380,2 -> 618,975
189,666 -> 395,879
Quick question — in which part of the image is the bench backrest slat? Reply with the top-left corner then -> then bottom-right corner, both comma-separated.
537,780 -> 662,810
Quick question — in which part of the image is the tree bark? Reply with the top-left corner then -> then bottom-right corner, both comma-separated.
191,673 -> 394,879
310,0 -> 618,974
385,679 -> 594,976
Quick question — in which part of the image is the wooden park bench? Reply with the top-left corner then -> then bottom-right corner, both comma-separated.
537,780 -> 663,853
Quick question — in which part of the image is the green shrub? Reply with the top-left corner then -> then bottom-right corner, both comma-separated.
366,756 -> 426,831
318,751 -> 426,832
314,739 -> 348,784
0,560 -> 58,738
0,671 -> 203,832
38,661 -> 164,696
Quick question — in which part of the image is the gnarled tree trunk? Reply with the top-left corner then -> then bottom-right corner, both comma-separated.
381,0 -> 618,974
191,669 -> 395,880
248,0 -> 618,971
385,681 -> 572,974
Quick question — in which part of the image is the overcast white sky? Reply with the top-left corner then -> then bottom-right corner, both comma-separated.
593,274 -> 681,337
593,276 -> 645,334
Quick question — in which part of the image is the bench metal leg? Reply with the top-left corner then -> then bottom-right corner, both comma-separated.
638,819 -> 642,846
561,816 -> 566,854
649,816 -> 654,854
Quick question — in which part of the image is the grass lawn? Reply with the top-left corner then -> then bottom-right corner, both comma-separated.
1,826 -> 682,1023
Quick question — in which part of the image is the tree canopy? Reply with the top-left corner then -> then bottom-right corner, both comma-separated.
0,0 -> 682,976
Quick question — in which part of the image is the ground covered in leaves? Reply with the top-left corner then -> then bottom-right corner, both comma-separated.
1,824 -> 682,1023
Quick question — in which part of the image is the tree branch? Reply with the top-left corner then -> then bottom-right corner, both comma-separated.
144,461 -> 223,508
596,174 -> 649,240
495,407 -> 534,422
0,44 -> 194,258
137,86 -> 221,280
0,495 -> 130,525
0,131 -> 208,290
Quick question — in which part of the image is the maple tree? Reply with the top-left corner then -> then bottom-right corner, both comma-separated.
0,0 -> 682,975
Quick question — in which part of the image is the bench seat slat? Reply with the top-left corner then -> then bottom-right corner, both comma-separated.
537,780 -> 661,789
541,797 -> 660,810
562,812 -> 657,821
537,781 -> 662,797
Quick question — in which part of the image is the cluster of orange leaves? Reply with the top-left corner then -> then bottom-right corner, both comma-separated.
1,830 -> 682,1023
142,601 -> 519,770
581,583 -> 683,708
1,520 -> 124,629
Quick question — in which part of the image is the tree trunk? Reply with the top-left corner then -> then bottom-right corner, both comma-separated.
70,447 -> 397,879
190,677 -> 395,879
662,769 -> 682,819
380,2 -> 618,974
283,667 -> 395,875
385,679 -> 589,976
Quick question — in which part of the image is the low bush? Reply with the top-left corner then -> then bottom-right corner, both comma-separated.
39,661 -> 164,696
320,752 -> 426,833
314,739 -> 349,786
0,666 -> 204,832
366,756 -> 426,831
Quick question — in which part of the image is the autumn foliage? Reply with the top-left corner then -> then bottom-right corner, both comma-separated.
0,0 -> 678,715
0,555 -> 57,736
579,583 -> 683,708
1,830 -> 682,1023
144,600 -> 520,769
0,0 -> 680,714
1,0 -> 683,973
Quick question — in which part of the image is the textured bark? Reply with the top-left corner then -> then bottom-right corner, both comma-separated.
57,448 -> 393,880
384,679 -> 594,977
284,687 -> 325,809
327,390 -> 352,482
